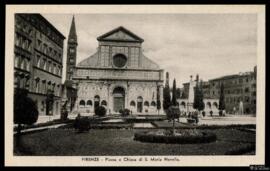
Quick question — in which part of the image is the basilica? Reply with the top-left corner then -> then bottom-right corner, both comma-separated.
66,17 -> 164,115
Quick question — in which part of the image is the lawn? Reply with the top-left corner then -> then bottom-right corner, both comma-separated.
14,127 -> 255,156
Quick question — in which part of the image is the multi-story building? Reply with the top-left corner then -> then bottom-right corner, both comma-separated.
208,66 -> 257,114
14,14 -> 65,116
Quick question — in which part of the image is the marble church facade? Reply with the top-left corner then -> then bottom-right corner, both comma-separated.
70,26 -> 164,115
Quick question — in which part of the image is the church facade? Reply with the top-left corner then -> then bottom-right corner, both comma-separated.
67,23 -> 164,114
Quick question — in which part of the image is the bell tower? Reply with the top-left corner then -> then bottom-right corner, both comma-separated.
66,15 -> 78,80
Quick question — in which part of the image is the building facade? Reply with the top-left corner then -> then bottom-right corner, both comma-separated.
208,67 -> 257,114
178,75 -> 219,115
14,14 -> 65,116
71,25 -> 164,114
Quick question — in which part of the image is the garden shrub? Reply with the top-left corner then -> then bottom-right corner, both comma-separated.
74,116 -> 91,133
95,106 -> 107,117
219,110 -> 223,116
120,109 -> 130,117
134,131 -> 217,144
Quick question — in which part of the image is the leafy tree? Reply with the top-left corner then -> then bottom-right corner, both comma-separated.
219,83 -> 226,115
14,88 -> 39,147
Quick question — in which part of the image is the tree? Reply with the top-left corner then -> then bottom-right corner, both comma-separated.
14,88 -> 39,147
219,83 -> 226,115
163,82 -> 171,111
193,84 -> 200,110
166,79 -> 180,135
198,81 -> 205,112
172,79 -> 177,106
176,88 -> 181,99
193,82 -> 205,112
157,86 -> 161,115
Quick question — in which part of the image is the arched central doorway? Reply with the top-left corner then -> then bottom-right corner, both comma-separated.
113,87 -> 125,113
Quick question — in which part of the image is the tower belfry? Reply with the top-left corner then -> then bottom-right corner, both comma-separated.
66,15 -> 78,81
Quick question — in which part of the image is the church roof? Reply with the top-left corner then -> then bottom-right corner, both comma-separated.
77,51 -> 160,70
97,26 -> 144,43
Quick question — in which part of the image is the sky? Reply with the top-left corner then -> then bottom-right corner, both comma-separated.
42,13 -> 257,87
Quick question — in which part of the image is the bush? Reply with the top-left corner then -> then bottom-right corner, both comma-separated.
210,111 -> 213,116
202,111 -> 206,117
95,106 -> 107,117
74,116 -> 90,133
134,131 -> 217,144
166,106 -> 180,120
14,88 -> 39,132
219,110 -> 223,116
120,109 -> 130,117
60,107 -> 68,121
187,118 -> 196,124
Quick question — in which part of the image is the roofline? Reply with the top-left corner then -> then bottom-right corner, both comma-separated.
97,26 -> 144,42
35,14 -> 66,39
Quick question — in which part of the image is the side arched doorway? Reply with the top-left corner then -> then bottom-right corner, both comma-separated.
137,96 -> 143,113
113,87 -> 125,113
94,95 -> 100,110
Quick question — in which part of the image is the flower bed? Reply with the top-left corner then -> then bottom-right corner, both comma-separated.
134,129 -> 217,144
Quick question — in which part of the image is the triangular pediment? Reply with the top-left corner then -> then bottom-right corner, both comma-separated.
97,26 -> 144,43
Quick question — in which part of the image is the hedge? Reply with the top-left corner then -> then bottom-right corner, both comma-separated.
134,131 -> 217,144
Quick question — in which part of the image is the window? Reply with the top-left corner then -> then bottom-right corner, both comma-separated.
86,100 -> 92,106
113,54 -> 127,68
239,78 -> 243,83
79,100 -> 85,107
48,61 -> 52,72
26,59 -> 30,71
42,58 -> 47,70
245,87 -> 249,93
35,78 -> 40,93
36,55 -> 41,67
14,54 -> 20,68
245,96 -> 250,102
69,48 -> 75,53
101,100 -> 107,106
20,58 -> 25,69
43,44 -> 48,54
37,40 -> 42,50
53,64 -> 57,74
69,58 -> 74,63
130,101 -> 136,107
15,33 -> 21,47
144,101 -> 149,107
151,101 -> 156,107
